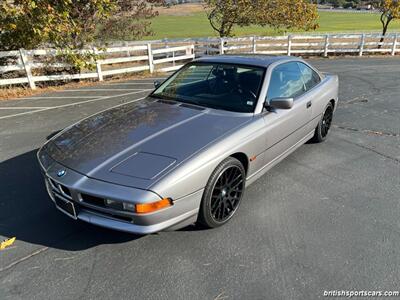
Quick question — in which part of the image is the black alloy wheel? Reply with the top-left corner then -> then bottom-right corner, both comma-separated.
198,157 -> 246,228
311,102 -> 334,143
321,105 -> 333,138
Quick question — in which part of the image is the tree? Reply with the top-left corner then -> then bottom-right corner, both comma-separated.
0,1 -> 117,51
343,1 -> 355,8
204,0 -> 253,37
98,0 -> 164,42
255,0 -> 319,32
0,1 -> 163,69
331,0 -> 346,7
204,0 -> 319,38
376,0 -> 400,47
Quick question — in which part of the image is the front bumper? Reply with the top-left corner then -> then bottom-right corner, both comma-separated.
39,155 -> 202,234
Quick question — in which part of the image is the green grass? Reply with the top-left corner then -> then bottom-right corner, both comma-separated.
146,11 -> 400,40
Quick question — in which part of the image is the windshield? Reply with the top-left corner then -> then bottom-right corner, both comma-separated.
151,62 -> 265,113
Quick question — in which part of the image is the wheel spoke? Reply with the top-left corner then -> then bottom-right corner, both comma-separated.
211,196 -> 221,213
226,198 -> 234,211
219,202 -> 225,220
224,206 -> 230,218
231,179 -> 243,189
228,174 -> 242,186
215,201 -> 223,220
226,168 -> 235,184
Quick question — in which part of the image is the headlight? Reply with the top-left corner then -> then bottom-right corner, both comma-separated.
122,202 -> 135,212
37,150 -> 55,170
105,199 -> 123,210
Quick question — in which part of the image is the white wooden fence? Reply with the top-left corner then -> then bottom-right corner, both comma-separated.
218,33 -> 399,56
0,44 -> 194,89
0,33 -> 398,89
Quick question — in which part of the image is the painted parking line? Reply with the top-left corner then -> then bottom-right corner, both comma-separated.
0,89 -> 152,120
0,107 -> 49,110
101,80 -> 167,86
100,77 -> 166,84
0,109 -> 40,118
60,89 -> 147,92
17,96 -> 100,99
122,77 -> 166,81
101,82 -> 156,86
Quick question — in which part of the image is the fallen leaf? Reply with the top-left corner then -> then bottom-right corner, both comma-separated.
0,237 -> 16,250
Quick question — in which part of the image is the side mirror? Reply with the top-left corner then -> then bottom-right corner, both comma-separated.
265,97 -> 294,110
154,80 -> 161,89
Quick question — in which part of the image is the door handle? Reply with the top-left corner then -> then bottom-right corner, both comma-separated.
306,101 -> 312,108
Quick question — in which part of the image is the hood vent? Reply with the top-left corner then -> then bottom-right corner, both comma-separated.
111,152 -> 176,180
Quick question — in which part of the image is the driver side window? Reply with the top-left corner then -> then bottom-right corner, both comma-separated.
267,62 -> 305,100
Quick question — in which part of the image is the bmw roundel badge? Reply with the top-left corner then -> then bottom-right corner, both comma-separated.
57,169 -> 66,177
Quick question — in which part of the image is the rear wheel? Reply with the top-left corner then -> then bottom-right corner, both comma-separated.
198,157 -> 245,228
311,102 -> 334,143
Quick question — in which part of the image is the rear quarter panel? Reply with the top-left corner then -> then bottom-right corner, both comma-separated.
311,74 -> 339,127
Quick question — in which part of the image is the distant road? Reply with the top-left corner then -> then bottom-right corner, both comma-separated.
318,8 -> 379,14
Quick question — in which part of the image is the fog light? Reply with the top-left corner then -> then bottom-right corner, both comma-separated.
105,199 -> 123,210
135,198 -> 172,214
123,202 -> 135,212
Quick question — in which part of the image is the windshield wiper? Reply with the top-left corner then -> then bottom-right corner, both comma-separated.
149,94 -> 177,101
152,94 -> 202,106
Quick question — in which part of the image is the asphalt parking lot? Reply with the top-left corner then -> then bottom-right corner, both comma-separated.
0,57 -> 399,300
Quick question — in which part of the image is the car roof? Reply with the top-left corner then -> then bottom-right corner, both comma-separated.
194,55 -> 300,68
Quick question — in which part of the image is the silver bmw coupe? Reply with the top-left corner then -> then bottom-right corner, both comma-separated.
38,55 -> 338,234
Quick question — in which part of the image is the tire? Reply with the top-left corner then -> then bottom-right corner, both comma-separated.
197,157 -> 246,228
311,102 -> 334,143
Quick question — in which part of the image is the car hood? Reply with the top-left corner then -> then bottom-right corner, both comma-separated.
42,98 -> 252,190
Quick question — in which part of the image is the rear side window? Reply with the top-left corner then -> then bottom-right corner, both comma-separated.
267,62 -> 305,100
298,62 -> 321,90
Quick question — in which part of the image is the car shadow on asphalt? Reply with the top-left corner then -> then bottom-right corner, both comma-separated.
0,149 -> 142,251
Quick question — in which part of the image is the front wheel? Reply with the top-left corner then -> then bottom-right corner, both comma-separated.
311,102 -> 334,143
197,157 -> 246,228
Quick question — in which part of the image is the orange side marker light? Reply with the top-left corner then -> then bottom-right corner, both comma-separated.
136,198 -> 172,214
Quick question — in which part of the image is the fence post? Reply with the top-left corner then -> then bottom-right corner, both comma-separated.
19,49 -> 36,90
391,33 -> 398,56
324,34 -> 329,57
287,35 -> 292,56
164,38 -> 170,58
96,62 -> 103,82
124,41 -> 130,57
219,38 -> 225,55
147,43 -> 154,73
359,34 -> 365,57
185,45 -> 192,56
187,45 -> 195,60
252,36 -> 257,53
93,47 -> 103,82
